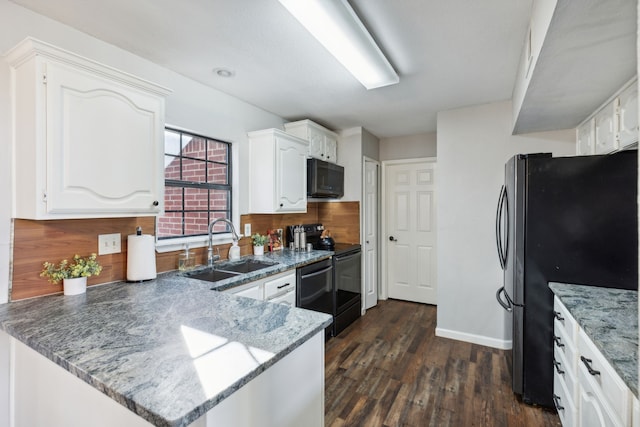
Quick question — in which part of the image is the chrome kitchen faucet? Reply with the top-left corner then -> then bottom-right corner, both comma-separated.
207,218 -> 240,267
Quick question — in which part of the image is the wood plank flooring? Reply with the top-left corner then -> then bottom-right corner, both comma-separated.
325,299 -> 561,427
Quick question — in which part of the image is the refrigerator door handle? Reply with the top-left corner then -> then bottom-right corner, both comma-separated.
495,185 -> 509,269
496,286 -> 512,312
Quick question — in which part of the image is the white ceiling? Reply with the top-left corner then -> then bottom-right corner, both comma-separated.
9,0 -> 544,138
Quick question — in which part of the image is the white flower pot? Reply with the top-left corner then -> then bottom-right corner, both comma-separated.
253,245 -> 264,256
63,277 -> 87,296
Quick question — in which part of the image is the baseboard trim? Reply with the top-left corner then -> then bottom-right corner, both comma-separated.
435,327 -> 512,350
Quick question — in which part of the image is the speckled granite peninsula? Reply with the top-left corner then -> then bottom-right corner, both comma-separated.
0,250 -> 334,427
549,282 -> 638,397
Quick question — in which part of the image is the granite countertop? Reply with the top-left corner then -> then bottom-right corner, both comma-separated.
0,249 -> 334,427
549,282 -> 638,398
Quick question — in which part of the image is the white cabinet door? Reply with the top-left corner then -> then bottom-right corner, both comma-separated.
275,135 -> 307,212
248,129 -> 308,214
618,80 -> 638,148
7,38 -> 170,219
577,119 -> 595,155
324,135 -> 337,163
45,60 -> 165,215
594,101 -> 619,154
308,130 -> 325,159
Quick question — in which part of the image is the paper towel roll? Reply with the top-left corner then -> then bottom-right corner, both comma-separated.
127,234 -> 157,281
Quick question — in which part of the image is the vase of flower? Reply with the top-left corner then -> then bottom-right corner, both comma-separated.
63,277 -> 88,296
40,253 -> 102,296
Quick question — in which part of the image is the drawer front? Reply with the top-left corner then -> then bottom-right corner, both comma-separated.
578,329 -> 630,422
554,316 -> 578,375
554,297 -> 578,343
554,343 -> 578,401
264,272 -> 296,299
268,289 -> 296,306
554,370 -> 578,427
233,284 -> 263,300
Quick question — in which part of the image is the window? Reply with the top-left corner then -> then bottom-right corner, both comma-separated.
157,128 -> 232,240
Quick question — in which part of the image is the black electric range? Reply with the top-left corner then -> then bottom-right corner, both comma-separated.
286,224 -> 362,337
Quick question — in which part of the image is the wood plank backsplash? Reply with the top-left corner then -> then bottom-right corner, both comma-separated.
11,201 -> 360,301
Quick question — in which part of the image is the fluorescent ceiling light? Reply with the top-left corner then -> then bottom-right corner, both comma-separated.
278,0 -> 399,90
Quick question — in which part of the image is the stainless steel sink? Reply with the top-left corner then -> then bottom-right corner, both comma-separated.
216,259 -> 278,274
183,259 -> 278,284
185,269 -> 240,283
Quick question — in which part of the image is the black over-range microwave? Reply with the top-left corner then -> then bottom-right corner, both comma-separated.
307,158 -> 344,198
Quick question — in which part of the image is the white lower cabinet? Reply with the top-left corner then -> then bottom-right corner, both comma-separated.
6,330 -> 324,427
553,296 -> 635,427
224,270 -> 296,306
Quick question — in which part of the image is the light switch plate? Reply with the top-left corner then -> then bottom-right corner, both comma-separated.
244,223 -> 251,237
98,233 -> 121,255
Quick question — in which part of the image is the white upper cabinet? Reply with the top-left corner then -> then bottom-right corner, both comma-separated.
284,119 -> 338,163
576,119 -> 595,156
617,79 -> 639,149
6,38 -> 171,219
594,101 -> 619,155
247,128 -> 308,213
576,77 -> 638,156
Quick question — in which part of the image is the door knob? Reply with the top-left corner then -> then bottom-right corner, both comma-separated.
389,236 -> 397,242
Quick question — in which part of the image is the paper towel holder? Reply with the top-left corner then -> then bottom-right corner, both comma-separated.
126,227 -> 157,282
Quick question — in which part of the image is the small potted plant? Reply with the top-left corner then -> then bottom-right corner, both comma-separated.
251,233 -> 269,256
40,253 -> 103,296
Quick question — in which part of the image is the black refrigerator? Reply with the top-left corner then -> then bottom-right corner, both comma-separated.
495,151 -> 638,408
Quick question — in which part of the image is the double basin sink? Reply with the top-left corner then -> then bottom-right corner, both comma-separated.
184,258 -> 279,284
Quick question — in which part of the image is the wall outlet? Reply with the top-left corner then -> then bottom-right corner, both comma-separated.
98,233 -> 121,255
244,223 -> 251,237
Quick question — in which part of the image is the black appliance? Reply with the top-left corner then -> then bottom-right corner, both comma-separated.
307,158 -> 344,198
332,244 -> 362,336
296,258 -> 334,339
288,224 -> 362,337
495,151 -> 638,408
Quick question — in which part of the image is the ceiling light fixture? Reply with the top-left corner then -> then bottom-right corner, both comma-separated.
213,67 -> 235,78
277,0 -> 399,90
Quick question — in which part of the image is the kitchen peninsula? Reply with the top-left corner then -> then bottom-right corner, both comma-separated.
0,251 -> 333,427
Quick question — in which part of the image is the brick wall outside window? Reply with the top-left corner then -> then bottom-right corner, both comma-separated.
157,129 -> 231,239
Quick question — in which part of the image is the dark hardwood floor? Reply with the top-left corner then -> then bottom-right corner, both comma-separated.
325,299 -> 561,427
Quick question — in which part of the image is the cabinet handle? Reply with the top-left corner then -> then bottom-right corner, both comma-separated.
553,335 -> 564,348
279,203 -> 284,207
553,358 -> 565,375
553,310 -> 564,321
580,356 -> 601,376
277,283 -> 290,289
152,200 -> 159,206
553,394 -> 564,412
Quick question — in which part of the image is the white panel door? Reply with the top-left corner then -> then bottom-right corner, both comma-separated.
363,159 -> 378,309
386,161 -> 437,305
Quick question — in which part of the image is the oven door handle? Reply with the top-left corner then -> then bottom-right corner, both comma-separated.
300,266 -> 333,280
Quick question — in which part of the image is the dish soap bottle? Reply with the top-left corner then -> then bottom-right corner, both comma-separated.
228,240 -> 240,260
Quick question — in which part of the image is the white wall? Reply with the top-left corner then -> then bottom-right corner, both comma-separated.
379,132 -> 437,160
435,100 -> 575,348
338,127 -> 363,201
0,0 -> 286,303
